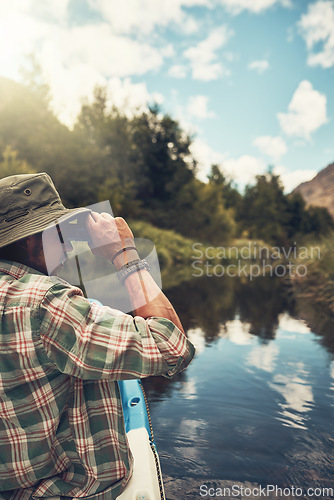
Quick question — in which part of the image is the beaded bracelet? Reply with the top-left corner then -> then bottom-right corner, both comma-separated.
117,259 -> 151,286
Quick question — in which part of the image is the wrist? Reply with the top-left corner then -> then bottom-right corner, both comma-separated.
117,259 -> 151,286
112,247 -> 139,270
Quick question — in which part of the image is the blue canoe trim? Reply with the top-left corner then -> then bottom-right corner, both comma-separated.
119,379 -> 151,436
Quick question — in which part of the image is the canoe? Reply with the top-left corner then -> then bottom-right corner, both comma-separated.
118,379 -> 166,500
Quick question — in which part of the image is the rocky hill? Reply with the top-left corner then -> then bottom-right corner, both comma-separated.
292,162 -> 334,218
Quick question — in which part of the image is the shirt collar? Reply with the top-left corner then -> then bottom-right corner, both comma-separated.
0,260 -> 44,279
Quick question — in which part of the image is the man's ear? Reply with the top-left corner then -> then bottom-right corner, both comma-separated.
20,235 -> 39,254
16,237 -> 29,251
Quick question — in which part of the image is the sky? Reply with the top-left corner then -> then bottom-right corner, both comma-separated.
0,0 -> 333,192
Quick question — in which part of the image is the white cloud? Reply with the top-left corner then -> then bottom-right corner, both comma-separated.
277,80 -> 328,140
216,0 -> 291,15
88,0 -> 203,35
0,0 -> 176,127
51,73 -> 163,128
190,132 -> 317,193
253,135 -> 287,163
189,137 -> 227,181
189,137 -> 266,186
0,0 -> 70,21
87,0 -> 291,29
248,59 -> 270,74
223,155 -> 266,187
187,95 -> 216,119
0,8 -> 50,80
181,14 -> 202,34
33,22 -> 169,126
106,77 -> 164,112
0,0 -> 174,126
0,0 -> 28,15
168,64 -> 188,78
298,0 -> 334,68
48,64 -> 107,127
41,24 -> 167,78
30,0 -> 71,23
273,166 -> 317,193
184,26 -> 233,81
89,0 -> 179,34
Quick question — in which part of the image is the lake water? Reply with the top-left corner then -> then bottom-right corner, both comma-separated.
142,276 -> 334,500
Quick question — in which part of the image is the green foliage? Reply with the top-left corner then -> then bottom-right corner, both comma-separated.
0,78 -> 105,207
291,232 -> 334,317
74,90 -> 237,243
300,205 -> 334,236
208,164 -> 242,211
238,173 -> 334,245
172,178 -> 236,244
129,107 -> 195,214
239,174 -> 289,244
76,93 -> 197,224
0,146 -> 35,177
129,220 -> 200,288
20,54 -> 51,106
130,220 -> 197,268
0,76 -> 332,252
97,176 -> 142,218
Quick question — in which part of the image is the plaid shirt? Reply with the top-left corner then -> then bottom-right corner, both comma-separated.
0,261 -> 195,500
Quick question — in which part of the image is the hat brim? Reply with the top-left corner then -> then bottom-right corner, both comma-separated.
0,206 -> 91,249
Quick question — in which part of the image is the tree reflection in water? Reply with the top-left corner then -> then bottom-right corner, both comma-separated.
143,274 -> 334,408
164,275 -> 295,342
141,275 -> 334,499
143,276 -> 295,404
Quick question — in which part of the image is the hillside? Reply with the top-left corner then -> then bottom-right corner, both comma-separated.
292,162 -> 334,218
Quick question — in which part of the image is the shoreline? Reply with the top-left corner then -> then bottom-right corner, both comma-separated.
130,220 -> 334,318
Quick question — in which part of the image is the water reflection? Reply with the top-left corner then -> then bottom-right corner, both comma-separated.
270,370 -> 314,430
223,319 -> 254,345
178,379 -> 197,400
295,297 -> 334,355
164,274 -> 334,353
187,328 -> 206,354
165,275 -> 295,343
247,342 -> 279,372
143,275 -> 334,499
278,315 -> 311,335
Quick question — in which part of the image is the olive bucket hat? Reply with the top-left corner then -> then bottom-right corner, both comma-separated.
0,172 -> 90,249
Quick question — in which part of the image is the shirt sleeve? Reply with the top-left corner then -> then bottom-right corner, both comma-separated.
38,282 -> 195,380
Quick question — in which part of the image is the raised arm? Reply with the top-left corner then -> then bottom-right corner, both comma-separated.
86,212 -> 185,334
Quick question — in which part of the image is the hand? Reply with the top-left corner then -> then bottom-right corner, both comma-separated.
86,212 -> 137,263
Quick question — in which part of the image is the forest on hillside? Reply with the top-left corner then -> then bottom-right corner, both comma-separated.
0,76 -> 333,247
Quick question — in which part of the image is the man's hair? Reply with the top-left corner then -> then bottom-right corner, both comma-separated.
0,240 -> 25,261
